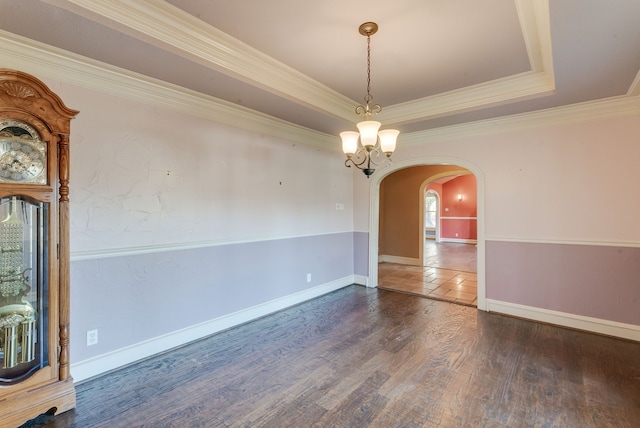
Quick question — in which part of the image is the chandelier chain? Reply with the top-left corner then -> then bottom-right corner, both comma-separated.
365,34 -> 372,105
356,27 -> 381,118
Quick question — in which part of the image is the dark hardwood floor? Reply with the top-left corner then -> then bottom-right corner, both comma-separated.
26,286 -> 640,427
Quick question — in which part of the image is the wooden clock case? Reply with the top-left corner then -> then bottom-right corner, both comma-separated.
0,69 -> 78,426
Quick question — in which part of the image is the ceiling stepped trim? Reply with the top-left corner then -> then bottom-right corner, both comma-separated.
47,0 -> 554,124
400,94 -> 640,145
380,71 -> 554,125
381,0 -> 555,125
43,0 -> 356,121
628,70 -> 640,96
0,30 -> 336,149
516,0 -> 553,73
2,29 -> 638,154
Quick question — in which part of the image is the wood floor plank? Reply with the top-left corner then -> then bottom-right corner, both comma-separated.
312,370 -> 390,427
25,286 -> 640,428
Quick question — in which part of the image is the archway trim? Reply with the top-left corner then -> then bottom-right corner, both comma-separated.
367,157 -> 487,311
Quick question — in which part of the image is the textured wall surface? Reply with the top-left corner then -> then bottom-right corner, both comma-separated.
40,80 -> 357,370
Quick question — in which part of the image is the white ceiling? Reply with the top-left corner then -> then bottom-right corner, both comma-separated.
1,0 -> 639,139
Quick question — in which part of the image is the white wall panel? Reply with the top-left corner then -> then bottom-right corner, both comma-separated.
356,114 -> 640,245
43,81 -> 353,254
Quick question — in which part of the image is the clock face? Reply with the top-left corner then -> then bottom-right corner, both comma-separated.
0,141 -> 45,182
0,120 -> 47,184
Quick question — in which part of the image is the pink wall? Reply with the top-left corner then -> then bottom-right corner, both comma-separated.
441,175 -> 477,240
441,219 -> 478,240
425,182 -> 442,195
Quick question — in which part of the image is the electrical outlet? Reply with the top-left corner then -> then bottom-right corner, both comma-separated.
87,329 -> 98,346
307,273 -> 312,283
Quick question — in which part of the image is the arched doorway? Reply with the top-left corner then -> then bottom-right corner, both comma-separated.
367,157 -> 486,311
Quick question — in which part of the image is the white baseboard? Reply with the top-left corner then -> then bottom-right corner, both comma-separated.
353,274 -> 368,286
71,276 -> 353,382
486,299 -> 640,342
439,238 -> 477,244
379,255 -> 422,266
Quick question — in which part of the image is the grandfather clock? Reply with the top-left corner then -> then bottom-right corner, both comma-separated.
0,69 -> 78,426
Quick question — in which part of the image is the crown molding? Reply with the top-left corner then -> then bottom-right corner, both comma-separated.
381,0 -> 554,125
1,27 -> 637,155
628,69 -> 640,96
45,0 -> 553,125
0,30 -> 336,150
400,94 -> 640,145
41,0 -> 356,121
516,0 -> 553,73
380,70 -> 554,125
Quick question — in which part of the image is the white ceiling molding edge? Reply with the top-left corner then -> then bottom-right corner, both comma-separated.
628,70 -> 640,96
0,30 -> 336,150
46,0 -> 553,125
515,0 -> 553,73
380,71 -> 554,125
41,0 -> 356,121
1,28 -> 637,153
400,94 -> 640,146
381,0 -> 554,125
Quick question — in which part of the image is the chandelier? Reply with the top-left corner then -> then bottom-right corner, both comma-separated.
340,22 -> 399,178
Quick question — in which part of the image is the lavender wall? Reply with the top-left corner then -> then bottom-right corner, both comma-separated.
71,233 -> 354,363
353,231 -> 369,277
486,241 -> 640,325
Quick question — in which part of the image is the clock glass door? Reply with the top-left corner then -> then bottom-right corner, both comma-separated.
0,195 -> 49,385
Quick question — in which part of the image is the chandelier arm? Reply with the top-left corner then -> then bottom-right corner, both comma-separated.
364,146 -> 389,166
345,148 -> 370,169
345,146 -> 389,170
345,157 -> 368,171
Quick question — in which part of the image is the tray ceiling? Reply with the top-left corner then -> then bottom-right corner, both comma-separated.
1,0 -> 639,139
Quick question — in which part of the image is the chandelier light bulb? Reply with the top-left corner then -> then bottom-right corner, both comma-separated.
378,129 -> 399,155
340,131 -> 360,155
356,121 -> 381,148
